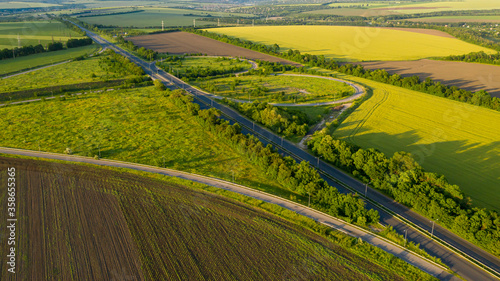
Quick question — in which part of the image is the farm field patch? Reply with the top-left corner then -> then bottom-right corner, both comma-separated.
1,53 -> 124,93
207,26 -> 493,61
327,72 -> 500,211
306,0 -> 500,16
0,44 -> 98,76
0,21 -> 84,49
127,31 -> 300,66
63,0 -> 164,8
354,59 -> 500,98
193,74 -> 354,104
303,7 -> 396,17
408,16 -> 500,23
158,56 -> 252,77
374,0 -> 500,14
0,157 -> 144,280
78,7 -> 253,28
0,1 -> 60,9
0,156 -> 417,280
0,86 -> 288,196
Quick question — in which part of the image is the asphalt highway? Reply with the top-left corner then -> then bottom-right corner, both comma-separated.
68,21 -> 500,281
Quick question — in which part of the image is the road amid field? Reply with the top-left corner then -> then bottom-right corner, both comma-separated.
195,73 -> 365,106
355,59 -> 500,98
69,21 -> 500,281
127,31 -> 301,66
0,147 -> 455,280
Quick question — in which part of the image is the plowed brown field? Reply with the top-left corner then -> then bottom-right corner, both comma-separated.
0,156 -> 408,280
127,31 -> 301,66
355,59 -> 500,98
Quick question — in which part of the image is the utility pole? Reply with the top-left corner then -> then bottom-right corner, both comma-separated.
193,19 -> 196,28
218,18 -> 220,27
162,20 -> 164,31
404,230 -> 407,247
430,220 -> 438,238
17,34 -> 20,48
365,183 -> 368,197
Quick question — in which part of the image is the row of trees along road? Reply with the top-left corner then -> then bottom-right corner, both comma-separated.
166,89 -> 380,226
308,131 -> 500,256
184,28 -> 500,257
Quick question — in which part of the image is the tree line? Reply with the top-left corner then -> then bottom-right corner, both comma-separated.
222,99 -> 309,138
308,132 -> 500,256
99,49 -> 145,76
166,89 -> 379,226
0,37 -> 93,60
120,39 -> 158,61
438,51 -> 500,65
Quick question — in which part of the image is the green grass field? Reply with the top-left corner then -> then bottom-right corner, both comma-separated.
79,7 -> 253,28
379,0 -> 500,14
68,0 -> 181,8
0,21 -> 84,49
0,2 -> 60,9
0,86 -> 294,198
207,26 -> 494,61
325,72 -> 500,211
0,156 -> 434,280
307,0 -> 500,16
408,16 -> 500,23
159,56 -> 251,76
0,44 -> 99,76
193,74 -> 353,104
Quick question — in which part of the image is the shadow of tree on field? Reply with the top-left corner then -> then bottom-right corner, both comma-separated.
342,129 -> 500,211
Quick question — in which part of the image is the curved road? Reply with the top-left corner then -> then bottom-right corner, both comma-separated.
0,147 -> 454,280
64,21 -> 500,281
190,72 -> 365,107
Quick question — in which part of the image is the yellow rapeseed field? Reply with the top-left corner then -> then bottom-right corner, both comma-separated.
330,73 -> 500,211
208,26 -> 494,61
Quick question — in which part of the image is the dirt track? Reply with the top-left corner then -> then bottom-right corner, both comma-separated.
127,31 -> 301,66
356,59 -> 500,98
